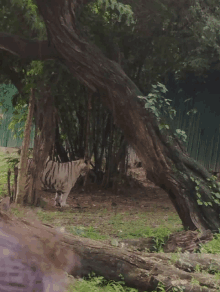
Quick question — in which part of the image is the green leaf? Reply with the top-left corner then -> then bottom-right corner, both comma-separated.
111,238 -> 119,247
197,199 -> 203,205
213,192 -> 220,199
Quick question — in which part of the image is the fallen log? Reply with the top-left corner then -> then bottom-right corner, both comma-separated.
0,206 -> 220,291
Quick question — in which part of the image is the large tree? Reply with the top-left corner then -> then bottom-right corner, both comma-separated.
1,0 -> 220,232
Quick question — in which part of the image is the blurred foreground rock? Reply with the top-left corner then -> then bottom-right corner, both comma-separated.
0,210 -> 81,291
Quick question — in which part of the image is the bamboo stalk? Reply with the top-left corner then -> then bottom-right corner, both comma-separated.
213,125 -> 220,172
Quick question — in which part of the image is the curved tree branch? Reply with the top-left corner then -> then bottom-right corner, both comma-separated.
0,32 -> 59,60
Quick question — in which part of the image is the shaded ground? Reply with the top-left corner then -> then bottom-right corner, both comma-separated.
41,168 -> 175,213
34,167 -> 182,238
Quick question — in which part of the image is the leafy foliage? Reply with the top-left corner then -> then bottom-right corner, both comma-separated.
96,0 -> 136,25
1,0 -> 220,174
1,0 -> 46,39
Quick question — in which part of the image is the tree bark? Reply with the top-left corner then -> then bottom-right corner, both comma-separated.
0,32 -> 58,60
7,168 -> 11,199
13,166 -> 18,203
16,88 -> 35,204
25,86 -> 56,205
0,210 -> 219,292
1,1 -> 220,231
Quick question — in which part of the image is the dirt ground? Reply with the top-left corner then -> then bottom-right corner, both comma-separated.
40,168 -> 174,212
36,167 -> 182,236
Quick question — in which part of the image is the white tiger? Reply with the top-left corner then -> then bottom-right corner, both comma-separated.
27,159 -> 88,207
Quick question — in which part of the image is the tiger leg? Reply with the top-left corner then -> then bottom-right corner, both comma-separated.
54,192 -> 62,207
59,191 -> 70,207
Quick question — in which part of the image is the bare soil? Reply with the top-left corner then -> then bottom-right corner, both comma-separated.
41,168 -> 174,212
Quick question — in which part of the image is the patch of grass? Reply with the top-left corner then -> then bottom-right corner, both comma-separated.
10,207 -> 25,218
67,274 -> 187,292
107,213 -> 183,239
36,209 -> 84,225
0,153 -> 9,196
214,271 -> 220,281
0,151 -> 20,197
67,274 -> 139,292
36,210 -> 107,240
36,209 -> 61,223
67,225 -> 107,240
35,207 -> 183,250
170,251 -> 181,265
198,232 -> 220,254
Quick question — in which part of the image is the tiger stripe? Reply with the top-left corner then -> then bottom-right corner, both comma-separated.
26,159 -> 87,207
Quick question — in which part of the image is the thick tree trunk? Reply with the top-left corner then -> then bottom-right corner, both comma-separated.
25,86 -> 56,205
0,210 -> 219,292
1,1 -> 220,231
16,88 -> 35,204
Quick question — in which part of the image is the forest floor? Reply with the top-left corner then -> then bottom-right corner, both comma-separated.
25,166 -> 183,242
0,148 -> 183,242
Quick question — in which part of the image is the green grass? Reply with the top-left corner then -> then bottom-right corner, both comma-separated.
35,208 -> 183,251
198,232 -> 220,254
107,213 -> 182,239
67,274 -> 187,292
0,151 -> 20,197
0,152 -> 9,196
67,274 -> 139,292
10,207 -> 26,218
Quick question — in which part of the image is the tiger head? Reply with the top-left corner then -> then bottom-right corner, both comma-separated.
77,159 -> 89,176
